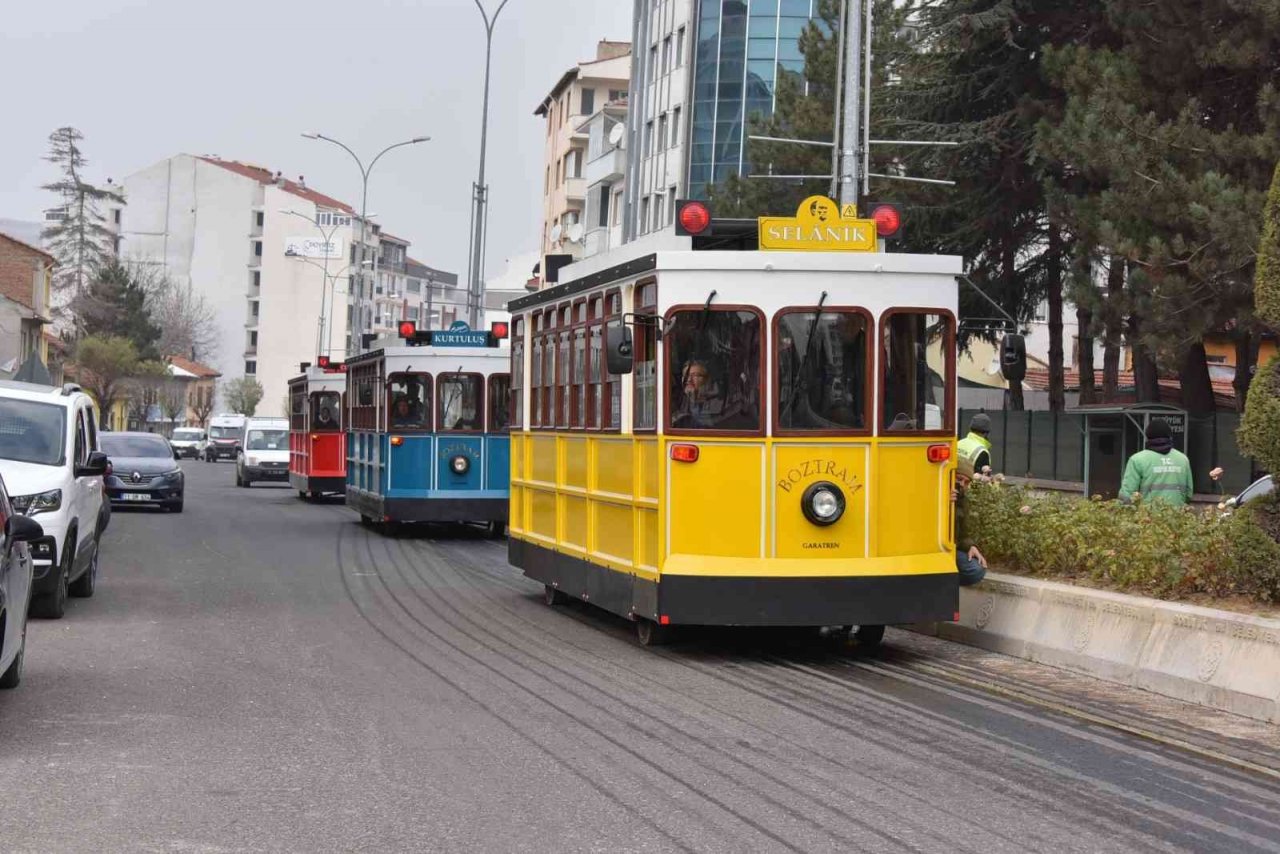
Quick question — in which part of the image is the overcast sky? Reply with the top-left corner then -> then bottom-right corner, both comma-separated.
0,0 -> 633,281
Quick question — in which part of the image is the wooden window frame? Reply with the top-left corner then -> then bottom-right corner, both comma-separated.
386,371 -> 434,433
570,298 -> 588,429
877,307 -> 957,437
489,373 -> 512,434
348,360 -> 382,432
662,304 -> 767,438
511,317 -> 525,432
586,294 -> 603,430
289,381 -> 307,431
601,289 -> 622,432
772,306 -> 874,438
436,372 -> 485,434
633,278 -> 659,434
310,390 -> 343,432
556,303 -> 572,430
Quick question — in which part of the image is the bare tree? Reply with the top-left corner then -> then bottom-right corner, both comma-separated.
127,262 -> 219,362
122,362 -> 168,431
160,378 -> 188,435
189,384 -> 216,428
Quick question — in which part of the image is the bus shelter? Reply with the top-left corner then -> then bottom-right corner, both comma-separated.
1069,403 -> 1188,499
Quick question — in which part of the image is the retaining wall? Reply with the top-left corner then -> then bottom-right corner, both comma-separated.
910,573 -> 1280,724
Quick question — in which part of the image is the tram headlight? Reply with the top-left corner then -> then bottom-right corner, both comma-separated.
801,482 -> 845,527
450,455 -> 470,475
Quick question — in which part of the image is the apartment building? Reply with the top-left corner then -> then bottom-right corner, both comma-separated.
0,232 -> 55,378
406,258 -> 462,330
578,103 -> 629,258
534,40 -> 631,280
120,155 -> 429,413
625,0 -> 695,240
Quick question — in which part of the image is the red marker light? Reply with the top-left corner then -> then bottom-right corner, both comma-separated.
871,204 -> 902,238
670,444 -> 699,463
927,444 -> 951,463
490,321 -> 509,340
316,355 -> 331,368
659,615 -> 671,626
398,320 -> 416,339
677,201 -> 711,236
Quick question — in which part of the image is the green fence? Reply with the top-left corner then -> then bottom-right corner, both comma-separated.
958,409 -> 1257,495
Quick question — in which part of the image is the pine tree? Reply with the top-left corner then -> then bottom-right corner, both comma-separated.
74,261 -> 162,359
1037,0 -> 1280,413
40,127 -> 124,308
1239,160 -> 1280,476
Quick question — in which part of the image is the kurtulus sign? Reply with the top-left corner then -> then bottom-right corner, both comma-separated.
431,321 -> 491,348
758,195 -> 879,253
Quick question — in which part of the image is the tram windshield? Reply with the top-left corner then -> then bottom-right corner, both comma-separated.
667,308 -> 762,432
777,310 -> 868,431
438,374 -> 483,432
387,374 -> 432,432
882,311 -> 952,432
311,392 -> 341,431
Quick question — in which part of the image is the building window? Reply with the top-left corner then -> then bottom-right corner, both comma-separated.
649,44 -> 658,82
640,197 -> 650,234
658,114 -> 668,154
580,88 -> 595,115
677,26 -> 686,66
654,194 -> 664,231
245,361 -> 257,375
668,187 -> 677,224
254,241 -> 262,257
114,208 -> 121,224
544,166 -> 550,193
249,331 -> 258,347
556,160 -> 562,186
252,270 -> 261,288
609,89 -> 627,102
597,185 -> 611,228
255,211 -> 264,227
645,120 -> 654,158
611,191 -> 623,225
671,106 -> 681,148
662,36 -> 672,75
251,301 -> 259,319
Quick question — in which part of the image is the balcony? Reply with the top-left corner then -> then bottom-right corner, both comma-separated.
564,177 -> 586,202
584,146 -> 625,186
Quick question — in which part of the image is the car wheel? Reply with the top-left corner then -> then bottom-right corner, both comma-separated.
853,624 -> 885,648
168,498 -> 185,513
0,624 -> 25,689
31,544 -> 71,619
69,537 -> 98,598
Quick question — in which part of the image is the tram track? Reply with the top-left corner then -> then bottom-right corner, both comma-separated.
327,505 -> 1280,853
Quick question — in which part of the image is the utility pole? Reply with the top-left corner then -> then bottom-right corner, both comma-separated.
466,0 -> 511,329
838,0 -> 864,209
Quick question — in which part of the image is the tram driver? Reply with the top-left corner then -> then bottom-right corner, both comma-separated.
673,360 -> 723,428
391,394 -> 424,429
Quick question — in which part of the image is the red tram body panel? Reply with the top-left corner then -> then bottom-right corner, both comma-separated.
288,366 -> 348,498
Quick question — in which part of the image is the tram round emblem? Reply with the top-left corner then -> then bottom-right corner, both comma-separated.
975,595 -> 995,629
1197,639 -> 1225,683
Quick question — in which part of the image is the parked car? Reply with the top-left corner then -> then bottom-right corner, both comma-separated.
100,432 -> 185,512
0,381 -> 108,619
236,417 -> 289,487
205,414 -> 246,461
1,471 -> 44,689
169,427 -> 208,459
1223,474 -> 1275,512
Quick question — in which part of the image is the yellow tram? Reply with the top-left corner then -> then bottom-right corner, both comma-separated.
507,198 -> 961,644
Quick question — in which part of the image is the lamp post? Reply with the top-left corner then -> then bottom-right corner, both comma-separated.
466,0 -> 511,328
283,244 -> 373,358
301,133 -> 430,351
281,209 -> 341,357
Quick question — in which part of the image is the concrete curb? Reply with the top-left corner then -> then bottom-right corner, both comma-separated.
907,573 -> 1280,724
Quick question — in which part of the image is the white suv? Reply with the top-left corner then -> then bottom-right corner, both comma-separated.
0,381 -> 107,619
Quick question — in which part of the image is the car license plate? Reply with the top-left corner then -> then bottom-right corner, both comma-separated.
120,493 -> 150,502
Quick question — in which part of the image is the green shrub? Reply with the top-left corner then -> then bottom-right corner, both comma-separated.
1255,160 -> 1280,328
1239,355 -> 1280,477
965,483 -> 1280,603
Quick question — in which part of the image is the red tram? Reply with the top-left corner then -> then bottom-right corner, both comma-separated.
288,362 -> 347,499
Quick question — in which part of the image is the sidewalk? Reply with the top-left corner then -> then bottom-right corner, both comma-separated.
909,572 -> 1280,724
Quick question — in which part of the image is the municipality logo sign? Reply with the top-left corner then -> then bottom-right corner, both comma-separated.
430,321 -> 490,347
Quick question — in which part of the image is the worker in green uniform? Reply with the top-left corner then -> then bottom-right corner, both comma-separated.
1120,419 -> 1195,506
956,412 -> 993,474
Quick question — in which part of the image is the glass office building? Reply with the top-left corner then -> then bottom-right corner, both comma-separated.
688,0 -> 820,197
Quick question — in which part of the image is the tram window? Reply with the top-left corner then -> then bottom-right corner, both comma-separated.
587,323 -> 602,429
512,320 -> 525,429
541,310 -> 555,427
634,282 -> 658,432
605,291 -> 622,430
557,305 -> 571,429
571,326 -> 586,428
388,374 -> 432,432
438,373 -> 484,432
350,363 -> 380,431
881,311 -> 954,433
489,374 -> 511,433
311,392 -> 341,431
776,309 -> 870,432
530,317 -> 542,428
666,308 -> 763,432
289,386 -> 306,431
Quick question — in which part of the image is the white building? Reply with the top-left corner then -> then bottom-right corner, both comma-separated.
578,104 -> 629,258
121,155 -> 377,413
624,0 -> 695,241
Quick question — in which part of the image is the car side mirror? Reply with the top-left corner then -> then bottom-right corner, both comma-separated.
5,514 -> 44,545
76,450 -> 109,478
606,321 -> 634,375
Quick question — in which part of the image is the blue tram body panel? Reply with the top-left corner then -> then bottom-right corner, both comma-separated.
484,436 -> 511,492
388,435 -> 436,497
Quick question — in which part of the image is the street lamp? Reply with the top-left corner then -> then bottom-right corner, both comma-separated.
466,0 -> 511,329
281,209 -> 341,356
301,132 -> 430,351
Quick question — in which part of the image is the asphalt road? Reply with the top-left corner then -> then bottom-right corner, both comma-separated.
2,461 -> 1279,853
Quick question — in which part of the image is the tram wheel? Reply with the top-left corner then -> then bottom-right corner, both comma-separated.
488,520 -> 506,539
298,490 -> 307,500
636,619 -> 672,647
853,624 -> 886,648
543,584 -> 567,607
360,514 -> 373,526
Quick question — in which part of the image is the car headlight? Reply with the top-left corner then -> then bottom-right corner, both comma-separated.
450,455 -> 470,475
801,482 -> 845,527
247,456 -> 259,467
13,488 -> 62,517
163,470 -> 183,483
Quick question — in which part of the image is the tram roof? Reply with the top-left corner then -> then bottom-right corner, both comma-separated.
509,241 -> 964,313
344,343 -> 508,370
288,368 -> 347,391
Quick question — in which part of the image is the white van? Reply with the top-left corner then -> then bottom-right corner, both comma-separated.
205,413 -> 246,461
0,381 -> 107,619
169,427 -> 208,459
235,417 -> 289,487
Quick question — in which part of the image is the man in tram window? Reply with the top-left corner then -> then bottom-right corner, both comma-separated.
672,359 -> 725,428
316,405 -> 336,429
391,395 -> 420,429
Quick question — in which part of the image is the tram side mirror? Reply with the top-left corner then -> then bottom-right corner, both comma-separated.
606,322 -> 634,375
1000,333 -> 1027,383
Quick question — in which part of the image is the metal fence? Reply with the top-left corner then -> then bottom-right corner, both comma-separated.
959,408 -> 1257,496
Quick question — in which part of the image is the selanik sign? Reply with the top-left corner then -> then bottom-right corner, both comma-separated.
758,195 -> 878,253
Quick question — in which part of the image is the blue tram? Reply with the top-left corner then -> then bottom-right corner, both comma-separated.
343,323 -> 511,534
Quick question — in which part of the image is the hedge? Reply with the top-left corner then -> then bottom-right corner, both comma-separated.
964,482 -> 1280,604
